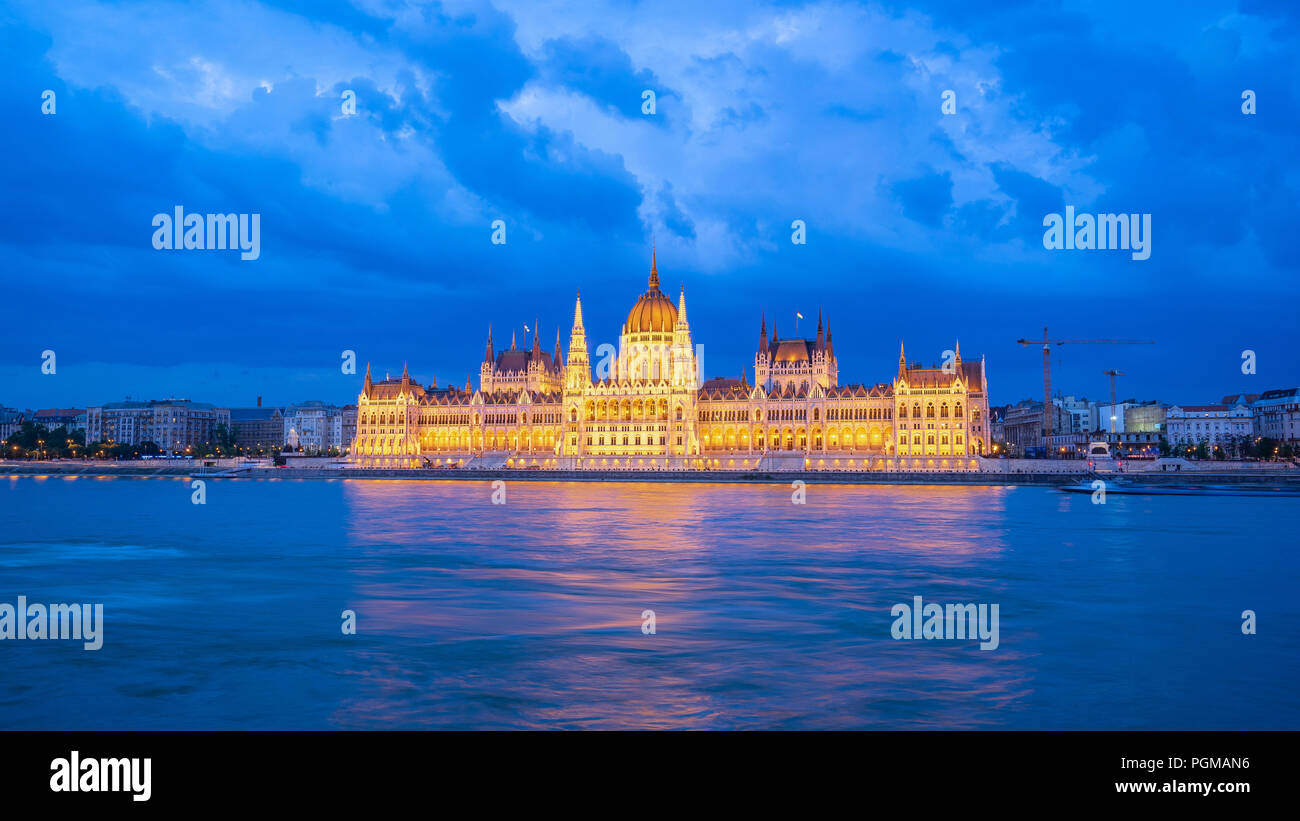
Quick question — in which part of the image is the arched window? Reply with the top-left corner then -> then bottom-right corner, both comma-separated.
899,405 -> 907,419
926,404 -> 935,418
570,408 -> 578,423
675,406 -> 684,421
940,404 -> 949,418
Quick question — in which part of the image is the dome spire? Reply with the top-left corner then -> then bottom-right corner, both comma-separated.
649,241 -> 660,290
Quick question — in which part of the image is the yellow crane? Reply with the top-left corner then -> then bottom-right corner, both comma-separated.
1015,328 -> 1153,441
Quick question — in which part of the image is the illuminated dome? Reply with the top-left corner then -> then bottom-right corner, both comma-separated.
624,254 -> 677,333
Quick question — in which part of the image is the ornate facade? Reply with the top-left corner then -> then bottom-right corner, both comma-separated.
352,255 -> 991,470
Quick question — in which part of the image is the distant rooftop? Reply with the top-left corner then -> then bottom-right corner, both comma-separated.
98,398 -> 220,410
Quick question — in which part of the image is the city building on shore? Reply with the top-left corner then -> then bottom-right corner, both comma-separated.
230,407 -> 285,451
1124,401 -> 1168,436
1252,388 -> 1300,445
0,407 -> 26,440
1165,403 -> 1253,450
352,257 -> 991,470
31,408 -> 85,432
1001,399 -> 1068,458
282,401 -> 355,453
85,399 -> 231,452
1052,395 -> 1098,435
1095,400 -> 1137,436
229,402 -> 358,453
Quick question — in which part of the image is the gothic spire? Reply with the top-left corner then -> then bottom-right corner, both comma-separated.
572,290 -> 585,331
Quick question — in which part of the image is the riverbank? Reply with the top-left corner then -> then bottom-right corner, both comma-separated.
6,460 -> 1300,487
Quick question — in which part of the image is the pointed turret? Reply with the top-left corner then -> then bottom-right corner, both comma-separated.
826,321 -> 834,360
400,361 -> 410,395
531,319 -> 542,357
670,282 -> 696,388
510,329 -> 517,351
954,338 -> 962,367
898,342 -> 907,379
566,291 -> 590,391
759,312 -> 769,356
363,362 -> 373,398
430,374 -> 437,390
465,375 -> 472,393
553,327 -> 562,371
649,246 -> 660,290
816,308 -> 825,350
484,325 -> 494,364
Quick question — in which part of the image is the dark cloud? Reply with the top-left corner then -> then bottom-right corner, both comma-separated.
892,169 -> 954,227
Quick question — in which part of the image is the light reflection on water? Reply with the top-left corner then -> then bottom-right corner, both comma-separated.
0,476 -> 1296,729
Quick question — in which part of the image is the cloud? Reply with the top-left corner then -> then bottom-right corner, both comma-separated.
1,0 -> 1298,407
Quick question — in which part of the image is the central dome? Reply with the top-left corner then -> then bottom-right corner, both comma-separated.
624,254 -> 677,333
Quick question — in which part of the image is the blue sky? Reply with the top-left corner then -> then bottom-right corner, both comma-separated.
1,0 -> 1297,410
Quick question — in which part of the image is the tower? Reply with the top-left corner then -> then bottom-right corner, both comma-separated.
671,285 -> 697,388
565,292 -> 591,392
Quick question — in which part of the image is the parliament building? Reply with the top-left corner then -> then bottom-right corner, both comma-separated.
352,255 -> 990,471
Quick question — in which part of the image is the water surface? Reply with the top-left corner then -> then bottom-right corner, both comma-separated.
1,475 -> 1295,729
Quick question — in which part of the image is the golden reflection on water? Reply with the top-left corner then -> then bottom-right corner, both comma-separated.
330,480 -> 1028,729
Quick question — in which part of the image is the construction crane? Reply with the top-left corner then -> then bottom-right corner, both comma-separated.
1015,328 -> 1153,441
1102,369 -> 1125,440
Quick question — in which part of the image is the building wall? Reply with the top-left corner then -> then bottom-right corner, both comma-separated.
85,401 -> 230,450
1125,403 -> 1168,435
1166,405 -> 1253,448
1251,389 -> 1300,445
